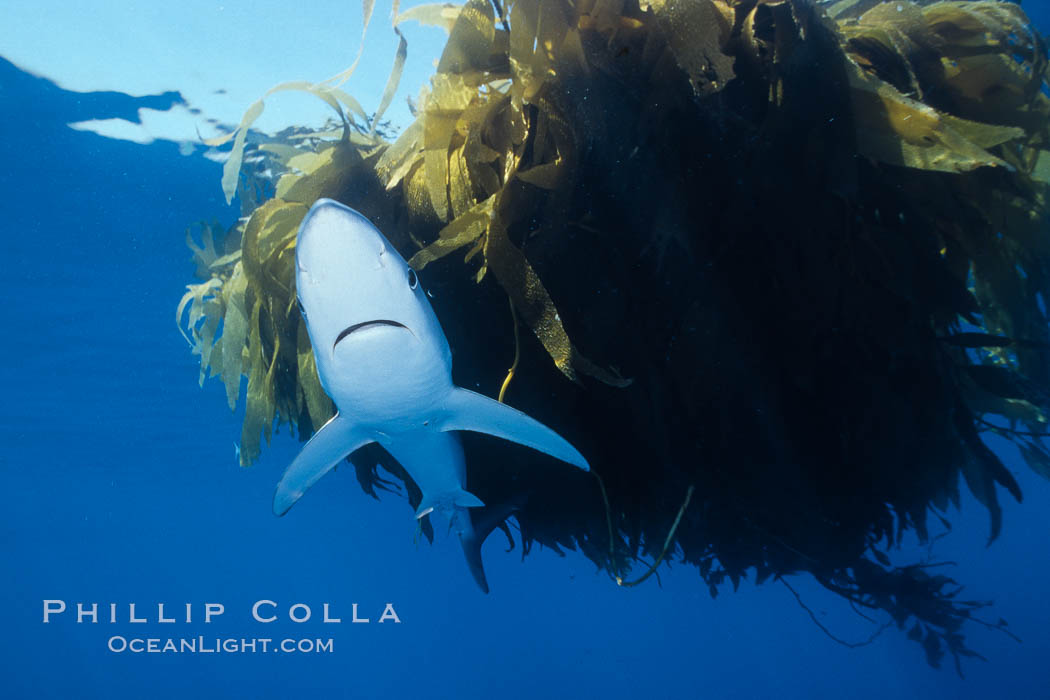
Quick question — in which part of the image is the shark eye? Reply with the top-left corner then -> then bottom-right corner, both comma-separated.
407,267 -> 418,290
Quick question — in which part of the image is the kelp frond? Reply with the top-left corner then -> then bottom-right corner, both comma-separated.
178,0 -> 1050,670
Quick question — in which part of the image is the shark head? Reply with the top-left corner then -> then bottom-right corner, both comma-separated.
294,199 -> 451,420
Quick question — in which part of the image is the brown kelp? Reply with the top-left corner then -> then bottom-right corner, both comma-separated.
178,0 -> 1050,671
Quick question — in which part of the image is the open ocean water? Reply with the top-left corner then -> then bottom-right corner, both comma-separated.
2,2 -> 1050,698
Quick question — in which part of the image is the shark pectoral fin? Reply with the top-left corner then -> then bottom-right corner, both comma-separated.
437,388 -> 590,471
273,413 -> 373,516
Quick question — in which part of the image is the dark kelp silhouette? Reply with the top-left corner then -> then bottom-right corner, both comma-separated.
178,0 -> 1049,672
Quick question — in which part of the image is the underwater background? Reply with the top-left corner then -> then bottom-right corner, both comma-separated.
2,1 -> 1050,698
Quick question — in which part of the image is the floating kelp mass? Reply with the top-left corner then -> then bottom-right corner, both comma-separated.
178,0 -> 1050,671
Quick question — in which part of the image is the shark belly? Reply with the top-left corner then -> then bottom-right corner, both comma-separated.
383,428 -> 481,520
323,328 -> 453,430
384,428 -> 490,592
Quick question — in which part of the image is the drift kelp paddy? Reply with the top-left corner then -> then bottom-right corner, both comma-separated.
177,0 -> 1050,671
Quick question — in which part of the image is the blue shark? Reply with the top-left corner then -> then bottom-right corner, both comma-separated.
274,198 -> 589,592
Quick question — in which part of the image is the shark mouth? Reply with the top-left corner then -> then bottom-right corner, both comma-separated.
333,320 -> 408,349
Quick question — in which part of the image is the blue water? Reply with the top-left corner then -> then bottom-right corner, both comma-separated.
3,5 -> 1050,697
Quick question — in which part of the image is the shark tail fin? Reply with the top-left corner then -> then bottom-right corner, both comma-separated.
437,387 -> 590,471
459,512 -> 490,594
458,498 -> 527,595
414,489 -> 484,519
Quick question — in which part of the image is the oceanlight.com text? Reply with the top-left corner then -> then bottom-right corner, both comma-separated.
107,636 -> 334,654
